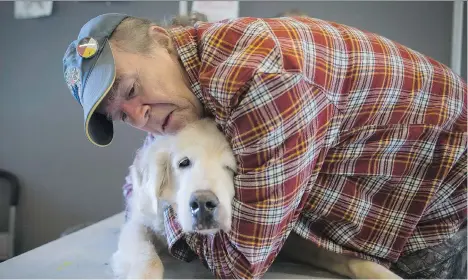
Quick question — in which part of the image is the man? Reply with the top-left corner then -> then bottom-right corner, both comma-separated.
62,13 -> 467,279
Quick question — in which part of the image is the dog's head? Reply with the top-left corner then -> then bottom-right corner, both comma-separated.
132,119 -> 237,235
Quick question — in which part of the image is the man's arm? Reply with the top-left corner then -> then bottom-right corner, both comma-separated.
161,17 -> 337,277
163,72 -> 332,278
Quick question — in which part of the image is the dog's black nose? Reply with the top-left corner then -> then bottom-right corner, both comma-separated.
189,190 -> 219,230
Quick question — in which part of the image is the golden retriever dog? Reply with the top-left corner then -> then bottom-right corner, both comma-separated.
110,118 -> 401,279
110,119 -> 237,279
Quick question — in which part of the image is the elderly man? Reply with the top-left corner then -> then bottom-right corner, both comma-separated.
62,13 -> 467,279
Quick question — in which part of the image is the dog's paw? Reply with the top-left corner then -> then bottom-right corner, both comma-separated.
127,258 -> 164,279
110,251 -> 126,278
110,251 -> 131,279
111,250 -> 164,279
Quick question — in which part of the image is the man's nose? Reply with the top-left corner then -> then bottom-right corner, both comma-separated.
121,101 -> 150,128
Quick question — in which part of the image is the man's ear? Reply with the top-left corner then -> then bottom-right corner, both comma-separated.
148,25 -> 174,52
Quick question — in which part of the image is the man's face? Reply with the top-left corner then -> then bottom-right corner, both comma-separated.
100,39 -> 203,135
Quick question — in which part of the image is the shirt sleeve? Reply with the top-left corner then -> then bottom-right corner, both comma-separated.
163,17 -> 338,278
164,71 -> 332,278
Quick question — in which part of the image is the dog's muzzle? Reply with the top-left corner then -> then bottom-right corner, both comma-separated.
189,190 -> 220,230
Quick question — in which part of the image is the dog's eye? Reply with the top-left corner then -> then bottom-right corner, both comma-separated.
178,157 -> 191,168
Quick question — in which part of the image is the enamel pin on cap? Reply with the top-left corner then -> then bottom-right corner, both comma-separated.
77,37 -> 99,59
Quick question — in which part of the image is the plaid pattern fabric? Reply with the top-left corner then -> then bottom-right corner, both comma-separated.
123,17 -> 467,278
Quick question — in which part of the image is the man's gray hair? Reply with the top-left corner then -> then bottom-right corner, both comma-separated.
109,12 -> 208,54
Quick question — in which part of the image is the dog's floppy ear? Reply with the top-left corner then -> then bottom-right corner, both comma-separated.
131,139 -> 172,215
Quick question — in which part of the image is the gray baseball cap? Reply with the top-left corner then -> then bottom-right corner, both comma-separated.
63,13 -> 129,146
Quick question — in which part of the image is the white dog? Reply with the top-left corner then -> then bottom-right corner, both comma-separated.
111,119 -> 237,279
111,118 -> 401,279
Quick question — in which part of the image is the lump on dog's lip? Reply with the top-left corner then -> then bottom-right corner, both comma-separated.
193,220 -> 220,231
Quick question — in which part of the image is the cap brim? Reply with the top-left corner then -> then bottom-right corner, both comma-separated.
82,40 -> 115,147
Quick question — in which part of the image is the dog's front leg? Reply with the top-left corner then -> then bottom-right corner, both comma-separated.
280,232 -> 401,279
111,219 -> 164,279
347,258 -> 401,279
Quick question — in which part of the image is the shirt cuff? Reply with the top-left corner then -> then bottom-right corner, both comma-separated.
163,205 -> 198,262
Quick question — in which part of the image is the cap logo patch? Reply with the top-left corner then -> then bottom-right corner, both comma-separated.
77,37 -> 99,59
65,66 -> 82,105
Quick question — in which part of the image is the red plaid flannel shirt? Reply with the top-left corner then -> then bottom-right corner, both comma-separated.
123,17 -> 467,278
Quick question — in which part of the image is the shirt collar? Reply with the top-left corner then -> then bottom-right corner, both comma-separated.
167,26 -> 210,114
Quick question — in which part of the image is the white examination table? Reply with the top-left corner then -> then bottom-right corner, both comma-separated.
0,212 -> 342,279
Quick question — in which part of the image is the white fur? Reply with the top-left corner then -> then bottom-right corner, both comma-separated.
111,119 -> 237,279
